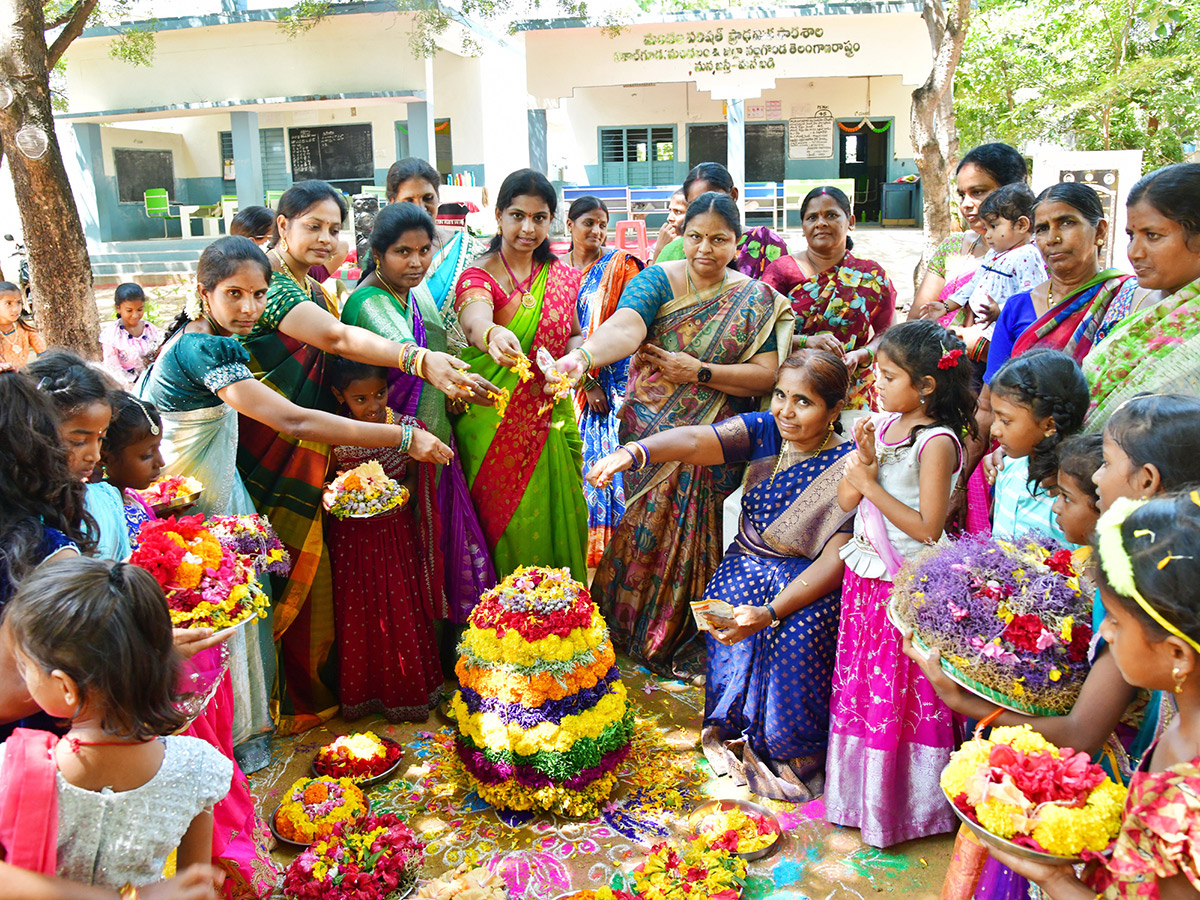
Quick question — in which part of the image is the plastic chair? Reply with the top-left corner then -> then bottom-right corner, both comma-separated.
220,195 -> 238,236
265,190 -> 285,209
143,188 -> 179,238
614,219 -> 648,262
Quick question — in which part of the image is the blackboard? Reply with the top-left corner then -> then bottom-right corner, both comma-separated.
746,123 -> 785,183
688,124 -> 728,172
114,148 -> 175,203
288,125 -> 374,183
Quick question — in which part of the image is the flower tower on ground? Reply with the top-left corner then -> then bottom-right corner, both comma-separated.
452,566 -> 634,816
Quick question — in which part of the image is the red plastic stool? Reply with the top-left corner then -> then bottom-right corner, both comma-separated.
614,219 -> 649,262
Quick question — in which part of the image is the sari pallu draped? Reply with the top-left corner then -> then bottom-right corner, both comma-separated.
575,248 -> 645,567
427,230 -> 485,353
1083,274 -> 1200,431
236,273 -> 339,734
703,413 -> 853,802
451,261 -> 588,583
1009,268 -> 1133,361
340,282 -> 494,623
593,268 -> 794,673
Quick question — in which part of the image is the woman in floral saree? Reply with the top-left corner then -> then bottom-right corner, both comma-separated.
1083,163 -> 1200,430
452,169 -> 589,582
237,180 -> 486,732
553,192 -> 794,676
565,195 -> 644,566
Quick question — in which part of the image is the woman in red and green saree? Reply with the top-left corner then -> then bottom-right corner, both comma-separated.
341,201 -> 496,624
452,169 -> 589,582
1083,163 -> 1200,431
552,192 -> 794,676
762,186 -> 896,412
238,180 -> 488,733
565,195 -> 645,567
654,162 -> 789,279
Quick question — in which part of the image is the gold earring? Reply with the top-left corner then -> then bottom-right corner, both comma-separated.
1173,666 -> 1186,694
1096,238 -> 1104,246
1045,429 -> 1055,438
279,236 -> 289,255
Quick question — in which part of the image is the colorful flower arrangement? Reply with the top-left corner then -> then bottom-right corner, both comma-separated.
941,725 -> 1127,857
206,514 -> 291,577
890,534 -> 1093,715
274,776 -> 368,844
416,863 -> 508,900
454,566 -> 632,817
694,807 -> 778,855
138,474 -> 203,511
282,814 -> 424,900
630,839 -> 747,900
130,514 -> 270,630
327,460 -> 410,519
314,732 -> 403,782
563,889 -> 638,900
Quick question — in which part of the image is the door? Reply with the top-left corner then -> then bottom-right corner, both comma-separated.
838,121 -> 890,223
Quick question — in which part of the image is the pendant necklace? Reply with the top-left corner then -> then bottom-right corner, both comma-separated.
685,264 -> 727,299
376,273 -> 410,315
769,427 -> 834,486
1,325 -> 20,356
499,250 -> 540,309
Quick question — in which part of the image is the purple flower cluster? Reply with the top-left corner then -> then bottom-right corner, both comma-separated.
459,669 -> 619,727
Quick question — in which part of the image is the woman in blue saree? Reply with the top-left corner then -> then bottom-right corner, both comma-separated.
588,351 -> 853,800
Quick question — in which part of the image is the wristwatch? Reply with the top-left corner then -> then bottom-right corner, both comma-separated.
697,365 -> 713,384
767,604 -> 781,629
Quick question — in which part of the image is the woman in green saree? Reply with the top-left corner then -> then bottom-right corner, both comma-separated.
237,180 -> 491,733
341,202 -> 496,622
452,169 -> 589,583
552,192 -> 794,675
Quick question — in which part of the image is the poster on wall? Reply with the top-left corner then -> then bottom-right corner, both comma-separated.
746,101 -> 765,120
787,110 -> 835,159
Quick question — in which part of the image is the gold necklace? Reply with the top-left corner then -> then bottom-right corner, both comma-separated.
1,325 -> 19,354
769,427 -> 834,486
376,273 -> 410,314
685,264 -> 727,298
385,408 -> 395,425
273,249 -> 310,293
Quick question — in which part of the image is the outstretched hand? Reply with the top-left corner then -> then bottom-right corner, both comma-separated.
423,350 -> 478,401
588,447 -> 633,488
407,428 -> 453,465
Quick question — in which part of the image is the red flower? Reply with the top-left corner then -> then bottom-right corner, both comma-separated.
685,867 -> 707,883
938,348 -> 964,369
1067,623 -> 1093,663
710,829 -> 740,852
1003,614 -> 1046,653
1046,549 -> 1076,577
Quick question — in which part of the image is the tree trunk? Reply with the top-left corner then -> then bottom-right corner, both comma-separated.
0,0 -> 98,356
911,0 -> 972,280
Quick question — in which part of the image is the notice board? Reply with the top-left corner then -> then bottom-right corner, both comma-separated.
288,125 -> 374,183
114,148 -> 175,202
788,116 -> 835,160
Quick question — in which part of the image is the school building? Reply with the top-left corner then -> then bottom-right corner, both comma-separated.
34,1 -> 931,274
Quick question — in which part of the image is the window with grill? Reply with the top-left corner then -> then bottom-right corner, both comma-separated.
599,126 -> 676,185
218,128 -> 289,193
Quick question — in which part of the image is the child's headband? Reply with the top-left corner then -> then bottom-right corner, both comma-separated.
1096,495 -> 1200,655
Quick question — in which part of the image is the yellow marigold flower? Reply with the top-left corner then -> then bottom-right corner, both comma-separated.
1032,802 -> 1114,855
989,725 -> 1057,756
940,741 -> 993,796
1061,616 -> 1074,641
1049,669 -> 1062,682
976,799 -> 1021,839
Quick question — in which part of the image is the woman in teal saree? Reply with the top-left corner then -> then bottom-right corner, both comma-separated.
452,169 -> 588,583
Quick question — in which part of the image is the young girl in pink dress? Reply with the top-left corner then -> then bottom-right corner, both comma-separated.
826,320 -> 978,847
326,359 -> 444,721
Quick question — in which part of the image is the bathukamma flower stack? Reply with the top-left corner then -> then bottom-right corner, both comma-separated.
453,566 -> 634,817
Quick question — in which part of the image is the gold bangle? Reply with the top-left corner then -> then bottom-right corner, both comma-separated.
483,324 -> 501,348
119,885 -> 139,900
458,296 -> 493,317
414,348 -> 428,379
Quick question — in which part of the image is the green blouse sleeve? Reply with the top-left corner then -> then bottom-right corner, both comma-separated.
342,286 -> 416,343
656,237 -> 685,262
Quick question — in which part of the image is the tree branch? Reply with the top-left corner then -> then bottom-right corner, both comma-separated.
44,2 -> 84,30
46,0 -> 100,69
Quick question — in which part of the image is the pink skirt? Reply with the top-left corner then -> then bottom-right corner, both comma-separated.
824,568 -> 959,846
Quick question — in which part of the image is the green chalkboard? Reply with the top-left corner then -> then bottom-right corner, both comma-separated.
114,148 -> 175,203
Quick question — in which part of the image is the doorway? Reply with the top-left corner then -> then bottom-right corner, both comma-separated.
838,121 -> 890,224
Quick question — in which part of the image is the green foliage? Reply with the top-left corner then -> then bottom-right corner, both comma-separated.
955,0 -> 1200,168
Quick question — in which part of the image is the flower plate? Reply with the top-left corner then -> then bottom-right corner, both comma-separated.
269,803 -> 314,849
886,599 -> 1065,718
311,737 -> 405,788
688,798 -> 782,862
945,792 -> 1085,865
210,608 -> 261,642
150,488 -> 203,515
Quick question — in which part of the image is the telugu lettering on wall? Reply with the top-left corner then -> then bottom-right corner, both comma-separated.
614,25 -> 862,74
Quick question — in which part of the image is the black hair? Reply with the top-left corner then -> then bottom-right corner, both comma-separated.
229,206 -> 274,243
682,192 -> 742,246
1092,492 -> 1200,647
990,348 -> 1091,487
800,186 -> 855,252
957,143 -> 1028,187
102,392 -> 161,459
877,320 -> 979,444
979,183 -> 1037,226
682,162 -> 736,198
486,168 -> 557,264
5,557 -> 187,738
369,202 -> 437,259
386,157 -> 441,202
0,371 -> 95,589
274,180 -> 348,243
778,349 -> 850,434
26,349 -> 112,419
567,196 -> 608,222
0,281 -> 19,295
329,356 -> 388,393
1036,182 -> 1105,228
1127,163 -> 1200,247
1105,394 -> 1200,490
113,283 -> 145,307
1056,433 -> 1104,510
163,236 -> 272,342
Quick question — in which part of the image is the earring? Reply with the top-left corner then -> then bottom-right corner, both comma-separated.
1174,666 -> 1186,694
919,394 -> 926,405
279,236 -> 289,255
1045,429 -> 1055,438
1096,238 -> 1104,246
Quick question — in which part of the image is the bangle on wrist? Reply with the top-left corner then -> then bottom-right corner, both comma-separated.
483,324 -> 501,348
399,422 -> 414,454
619,445 -> 638,468
635,440 -> 651,469
575,346 -> 595,372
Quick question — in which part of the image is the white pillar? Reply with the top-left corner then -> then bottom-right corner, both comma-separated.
726,98 -> 746,216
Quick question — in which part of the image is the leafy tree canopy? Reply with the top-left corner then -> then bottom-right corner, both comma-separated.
955,0 -> 1199,169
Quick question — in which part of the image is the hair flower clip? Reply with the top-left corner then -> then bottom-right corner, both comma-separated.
938,347 -> 964,370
